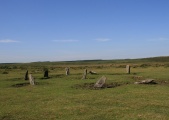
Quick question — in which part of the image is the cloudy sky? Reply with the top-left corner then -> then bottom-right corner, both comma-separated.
0,0 -> 169,63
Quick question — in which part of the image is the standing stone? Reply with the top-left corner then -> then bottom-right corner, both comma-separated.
25,70 -> 29,80
82,69 -> 87,79
126,65 -> 130,74
29,74 -> 35,85
65,67 -> 70,75
44,69 -> 49,78
94,76 -> 106,88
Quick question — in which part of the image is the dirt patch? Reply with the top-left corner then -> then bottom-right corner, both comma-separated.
72,82 -> 125,90
11,83 -> 30,87
156,80 -> 169,85
11,82 -> 43,88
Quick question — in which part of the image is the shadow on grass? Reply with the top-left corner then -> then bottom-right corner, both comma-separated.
40,77 -> 51,80
50,74 -> 65,78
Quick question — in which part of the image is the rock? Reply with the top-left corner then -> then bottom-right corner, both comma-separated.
29,74 -> 35,85
44,69 -> 49,78
82,69 -> 87,79
134,79 -> 157,84
94,76 -> 106,88
65,67 -> 70,75
126,65 -> 130,74
25,70 -> 29,80
89,71 -> 97,74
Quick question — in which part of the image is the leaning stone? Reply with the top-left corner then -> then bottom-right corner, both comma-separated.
29,74 -> 35,85
94,76 -> 106,88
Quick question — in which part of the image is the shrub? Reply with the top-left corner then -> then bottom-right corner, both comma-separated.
2,71 -> 8,74
140,64 -> 150,68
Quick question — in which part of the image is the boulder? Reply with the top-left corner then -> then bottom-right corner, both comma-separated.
94,76 -> 106,88
134,79 -> 157,84
89,71 -> 97,74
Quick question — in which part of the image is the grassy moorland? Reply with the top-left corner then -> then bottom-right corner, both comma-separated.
0,56 -> 169,120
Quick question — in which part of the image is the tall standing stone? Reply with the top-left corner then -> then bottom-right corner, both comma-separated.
29,74 -> 35,85
44,69 -> 49,78
126,65 -> 130,74
25,70 -> 29,80
65,67 -> 70,75
82,69 -> 87,79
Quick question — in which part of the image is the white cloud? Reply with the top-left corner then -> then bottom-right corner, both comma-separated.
95,38 -> 111,42
0,39 -> 19,43
52,40 -> 79,42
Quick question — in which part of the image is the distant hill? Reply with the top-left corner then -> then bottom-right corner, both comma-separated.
0,56 -> 169,65
138,56 -> 169,62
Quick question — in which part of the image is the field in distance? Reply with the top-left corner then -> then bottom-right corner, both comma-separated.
0,56 -> 169,120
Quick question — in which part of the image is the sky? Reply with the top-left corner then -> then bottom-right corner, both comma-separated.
0,0 -> 169,63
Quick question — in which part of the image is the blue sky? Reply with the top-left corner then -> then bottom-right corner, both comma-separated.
0,0 -> 169,63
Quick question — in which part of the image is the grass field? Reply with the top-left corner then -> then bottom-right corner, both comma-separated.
0,57 -> 169,120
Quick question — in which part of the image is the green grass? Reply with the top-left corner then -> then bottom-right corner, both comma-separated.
0,58 -> 169,120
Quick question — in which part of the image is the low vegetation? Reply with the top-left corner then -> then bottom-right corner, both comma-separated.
0,56 -> 169,120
